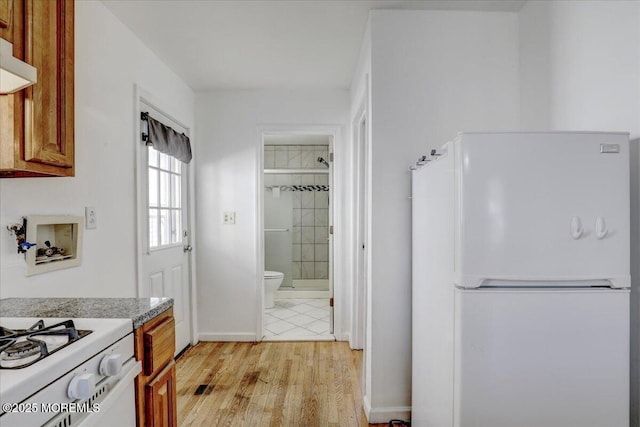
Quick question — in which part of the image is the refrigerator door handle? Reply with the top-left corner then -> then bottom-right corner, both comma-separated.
595,216 -> 608,239
570,216 -> 583,239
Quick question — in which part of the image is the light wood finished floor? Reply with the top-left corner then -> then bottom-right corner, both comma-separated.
176,341 -> 388,426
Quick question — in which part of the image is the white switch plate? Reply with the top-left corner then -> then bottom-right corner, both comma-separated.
85,207 -> 97,229
223,211 -> 235,225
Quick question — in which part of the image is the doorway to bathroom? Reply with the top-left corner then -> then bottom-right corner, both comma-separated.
261,132 -> 335,341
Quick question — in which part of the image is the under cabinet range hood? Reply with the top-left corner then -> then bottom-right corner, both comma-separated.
0,38 -> 37,94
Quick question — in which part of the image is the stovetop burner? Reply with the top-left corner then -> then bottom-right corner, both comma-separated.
0,320 -> 92,369
4,340 -> 41,359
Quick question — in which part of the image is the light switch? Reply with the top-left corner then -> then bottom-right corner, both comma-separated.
85,207 -> 97,229
223,211 -> 236,225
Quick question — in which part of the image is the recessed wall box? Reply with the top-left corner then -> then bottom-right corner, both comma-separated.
25,215 -> 84,276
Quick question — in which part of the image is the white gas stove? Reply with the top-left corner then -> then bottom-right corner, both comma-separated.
0,317 -> 141,427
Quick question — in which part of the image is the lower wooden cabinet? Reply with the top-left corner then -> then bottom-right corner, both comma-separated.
145,361 -> 177,427
135,308 -> 177,427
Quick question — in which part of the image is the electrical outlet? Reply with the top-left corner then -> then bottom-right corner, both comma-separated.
85,207 -> 97,229
223,211 -> 236,225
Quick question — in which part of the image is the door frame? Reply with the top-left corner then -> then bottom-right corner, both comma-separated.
350,74 -> 371,408
256,125 -> 344,340
134,85 -> 198,347
351,98 -> 369,351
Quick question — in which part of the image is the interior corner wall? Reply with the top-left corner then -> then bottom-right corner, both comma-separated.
519,1 -> 640,425
364,10 -> 520,422
0,1 -> 195,298
194,89 -> 349,340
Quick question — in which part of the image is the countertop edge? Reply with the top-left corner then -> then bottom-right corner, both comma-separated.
131,299 -> 174,329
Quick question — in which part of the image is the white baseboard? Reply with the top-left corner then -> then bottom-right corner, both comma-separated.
363,396 -> 411,424
198,332 -> 256,342
198,332 -> 349,343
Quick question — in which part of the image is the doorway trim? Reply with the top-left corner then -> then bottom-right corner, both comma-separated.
351,96 -> 369,351
256,124 -> 344,341
134,84 -> 198,347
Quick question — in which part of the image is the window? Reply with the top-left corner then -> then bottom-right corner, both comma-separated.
148,147 -> 182,249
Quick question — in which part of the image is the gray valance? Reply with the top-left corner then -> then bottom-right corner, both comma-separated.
144,114 -> 192,163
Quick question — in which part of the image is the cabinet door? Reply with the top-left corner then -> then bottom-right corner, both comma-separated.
0,0 -> 14,41
22,0 -> 74,172
145,361 -> 177,427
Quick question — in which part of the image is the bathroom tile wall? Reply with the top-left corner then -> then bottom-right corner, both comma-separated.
264,144 -> 329,170
265,145 -> 329,281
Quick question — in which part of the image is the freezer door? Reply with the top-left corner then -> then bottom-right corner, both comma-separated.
453,288 -> 629,427
455,132 -> 630,288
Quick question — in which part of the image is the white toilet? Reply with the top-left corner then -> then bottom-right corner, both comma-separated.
264,271 -> 284,309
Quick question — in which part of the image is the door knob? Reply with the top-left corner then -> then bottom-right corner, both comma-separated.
183,245 -> 193,252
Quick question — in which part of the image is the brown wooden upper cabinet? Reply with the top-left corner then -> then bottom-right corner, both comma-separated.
0,0 -> 74,177
0,0 -> 16,43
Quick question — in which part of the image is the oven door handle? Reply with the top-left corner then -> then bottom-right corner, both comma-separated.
74,359 -> 141,427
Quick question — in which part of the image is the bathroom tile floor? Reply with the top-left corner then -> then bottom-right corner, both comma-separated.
263,298 -> 334,341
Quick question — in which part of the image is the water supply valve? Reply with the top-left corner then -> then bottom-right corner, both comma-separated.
6,222 -> 36,253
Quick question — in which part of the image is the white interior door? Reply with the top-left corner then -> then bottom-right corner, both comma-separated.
137,100 -> 192,355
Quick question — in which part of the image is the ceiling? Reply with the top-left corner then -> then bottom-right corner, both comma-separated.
101,0 -> 526,92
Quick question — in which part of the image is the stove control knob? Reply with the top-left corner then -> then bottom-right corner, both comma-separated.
99,354 -> 122,376
68,373 -> 95,400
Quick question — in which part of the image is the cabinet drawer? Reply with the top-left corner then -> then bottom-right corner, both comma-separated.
143,317 -> 175,376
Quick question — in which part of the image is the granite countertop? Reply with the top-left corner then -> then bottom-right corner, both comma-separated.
0,297 -> 173,329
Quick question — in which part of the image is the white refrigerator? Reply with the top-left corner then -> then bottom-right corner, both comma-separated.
411,132 -> 630,427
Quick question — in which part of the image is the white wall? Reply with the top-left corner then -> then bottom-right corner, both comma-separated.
520,0 -> 640,133
354,10 -> 520,422
519,1 -> 640,425
0,1 -> 194,298
195,89 -> 349,340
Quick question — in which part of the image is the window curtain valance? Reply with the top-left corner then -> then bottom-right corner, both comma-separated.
143,113 -> 192,163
